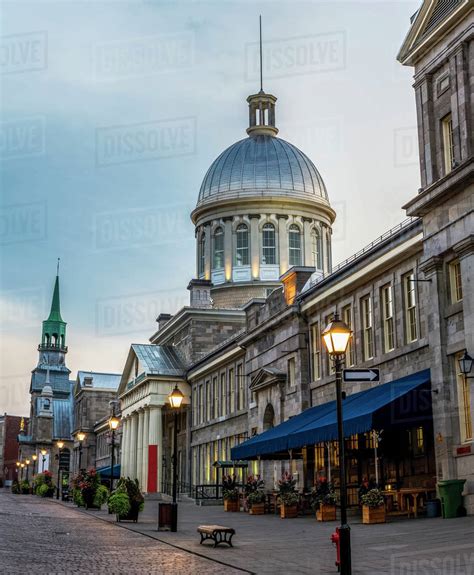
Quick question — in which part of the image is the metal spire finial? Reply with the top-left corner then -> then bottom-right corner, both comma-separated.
259,15 -> 263,93
56,257 -> 60,276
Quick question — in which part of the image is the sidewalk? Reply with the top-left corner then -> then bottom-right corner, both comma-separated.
57,496 -> 474,574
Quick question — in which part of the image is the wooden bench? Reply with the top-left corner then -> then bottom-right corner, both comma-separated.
197,525 -> 235,548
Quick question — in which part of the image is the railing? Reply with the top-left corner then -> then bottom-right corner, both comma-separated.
161,480 -> 192,497
38,343 -> 68,352
303,217 -> 420,292
192,483 -> 245,500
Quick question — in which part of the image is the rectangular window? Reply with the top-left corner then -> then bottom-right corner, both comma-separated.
442,113 -> 454,174
311,322 -> 321,380
220,372 -> 226,417
342,305 -> 354,366
288,357 -> 296,387
403,273 -> 418,343
237,364 -> 245,410
361,295 -> 374,360
381,284 -> 395,353
198,385 -> 203,424
229,368 -> 235,413
205,381 -> 211,422
456,353 -> 473,442
212,376 -> 218,420
449,260 -> 463,303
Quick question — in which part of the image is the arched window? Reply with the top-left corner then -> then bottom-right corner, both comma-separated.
263,403 -> 275,431
213,227 -> 224,269
311,229 -> 322,270
262,223 -> 276,265
198,233 -> 206,276
288,224 -> 302,266
235,224 -> 249,266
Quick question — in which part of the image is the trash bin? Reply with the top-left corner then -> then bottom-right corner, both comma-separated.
438,479 -> 466,518
158,502 -> 173,531
425,498 -> 441,518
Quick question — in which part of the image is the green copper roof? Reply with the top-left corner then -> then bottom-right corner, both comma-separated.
47,275 -> 63,322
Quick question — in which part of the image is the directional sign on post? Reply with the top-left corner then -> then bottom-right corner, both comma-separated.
343,369 -> 380,383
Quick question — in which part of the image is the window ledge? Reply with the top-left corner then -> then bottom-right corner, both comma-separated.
445,301 -> 463,318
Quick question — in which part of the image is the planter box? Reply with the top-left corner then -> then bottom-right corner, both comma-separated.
249,502 -> 265,515
117,506 -> 140,523
280,504 -> 298,519
224,499 -> 239,512
316,504 -> 337,521
362,505 -> 386,524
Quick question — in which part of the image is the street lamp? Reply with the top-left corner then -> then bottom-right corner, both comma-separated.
40,449 -> 47,472
56,441 -> 64,500
20,463 -> 25,481
32,454 -> 38,477
108,416 -> 120,491
77,432 -> 86,471
322,313 -> 352,575
458,351 -> 474,379
25,459 -> 30,483
169,384 -> 184,533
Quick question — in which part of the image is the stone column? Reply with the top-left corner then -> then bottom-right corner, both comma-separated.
250,216 -> 260,279
204,223 -> 211,280
278,216 -> 288,275
148,406 -> 163,493
136,410 -> 144,489
420,256 -> 456,480
142,408 -> 150,492
120,418 -> 128,478
303,218 -> 312,267
224,217 -> 233,282
129,413 -> 138,482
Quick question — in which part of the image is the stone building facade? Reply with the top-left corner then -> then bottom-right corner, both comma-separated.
0,414 -> 27,484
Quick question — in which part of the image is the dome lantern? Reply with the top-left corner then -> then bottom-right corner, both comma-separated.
246,91 -> 278,137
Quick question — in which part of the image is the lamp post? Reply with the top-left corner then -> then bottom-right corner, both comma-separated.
108,416 -> 120,491
20,463 -> 25,481
40,449 -> 47,472
32,454 -> 37,477
16,461 -> 20,481
169,384 -> 184,533
322,313 -> 352,575
56,441 -> 64,500
77,432 -> 86,471
25,459 -> 30,483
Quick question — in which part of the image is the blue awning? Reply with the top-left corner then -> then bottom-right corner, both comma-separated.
231,370 -> 431,460
97,464 -> 121,479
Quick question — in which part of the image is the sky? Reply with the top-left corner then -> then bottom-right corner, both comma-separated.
0,0 -> 421,416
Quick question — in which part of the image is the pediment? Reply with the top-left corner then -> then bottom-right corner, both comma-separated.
250,367 -> 286,393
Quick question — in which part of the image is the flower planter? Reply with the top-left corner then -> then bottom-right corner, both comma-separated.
224,498 -> 239,512
362,505 -> 386,524
280,504 -> 298,518
117,507 -> 140,523
249,502 -> 265,515
316,504 -> 337,521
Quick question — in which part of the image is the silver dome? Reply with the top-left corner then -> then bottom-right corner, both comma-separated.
197,135 -> 328,208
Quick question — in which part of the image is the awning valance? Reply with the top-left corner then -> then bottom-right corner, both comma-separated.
231,370 -> 431,460
97,463 -> 121,479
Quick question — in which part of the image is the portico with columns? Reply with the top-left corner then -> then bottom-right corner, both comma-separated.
118,344 -> 188,493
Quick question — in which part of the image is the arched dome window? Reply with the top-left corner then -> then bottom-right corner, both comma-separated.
289,224 -> 302,266
235,224 -> 249,266
262,223 -> 276,265
213,227 -> 224,270
311,228 -> 322,270
198,233 -> 206,276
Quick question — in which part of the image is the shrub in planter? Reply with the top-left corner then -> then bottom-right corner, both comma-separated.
108,478 -> 144,522
35,471 -> 55,497
312,478 -> 337,521
222,474 -> 239,511
72,488 -> 84,507
361,488 -> 386,524
20,480 -> 30,494
11,480 -> 20,494
247,490 -> 266,515
93,485 -> 109,509
37,484 -> 53,498
108,492 -> 131,518
278,473 -> 299,518
72,468 -> 101,509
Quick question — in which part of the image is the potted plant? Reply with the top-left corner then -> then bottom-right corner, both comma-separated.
72,468 -> 101,509
222,474 -> 240,512
278,472 -> 299,518
361,488 -> 386,524
248,490 -> 266,515
93,484 -> 109,509
35,471 -> 55,497
244,475 -> 265,515
20,480 -> 30,494
108,477 -> 144,522
312,478 -> 337,521
11,480 -> 20,494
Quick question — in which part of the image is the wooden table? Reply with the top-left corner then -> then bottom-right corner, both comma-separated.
384,488 -> 436,517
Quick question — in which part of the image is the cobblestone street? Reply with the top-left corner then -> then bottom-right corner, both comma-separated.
3,490 -> 474,574
0,492 -> 244,575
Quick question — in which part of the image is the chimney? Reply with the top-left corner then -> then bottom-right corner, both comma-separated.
156,313 -> 173,330
280,266 -> 316,305
187,279 -> 213,308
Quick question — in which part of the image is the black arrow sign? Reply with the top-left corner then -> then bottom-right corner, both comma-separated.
343,369 -> 380,382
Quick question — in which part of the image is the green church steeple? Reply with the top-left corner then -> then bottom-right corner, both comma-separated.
40,265 -> 67,352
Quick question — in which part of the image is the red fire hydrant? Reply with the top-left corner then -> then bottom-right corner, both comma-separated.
331,527 -> 341,571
